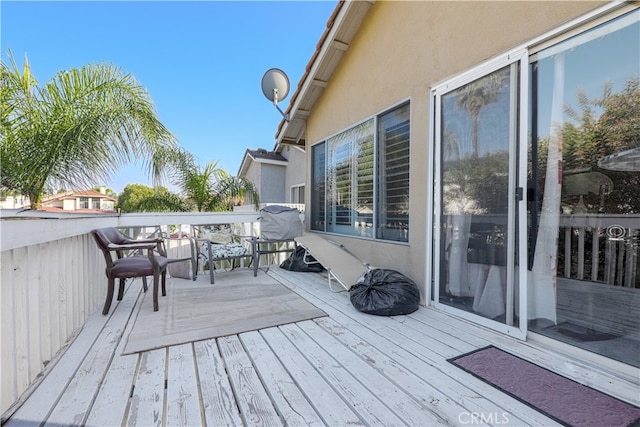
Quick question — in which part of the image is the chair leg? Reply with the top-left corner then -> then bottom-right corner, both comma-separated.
142,276 -> 148,292
103,278 -> 115,315
117,279 -> 126,300
161,271 -> 167,296
153,272 -> 159,312
253,250 -> 259,277
207,243 -> 214,285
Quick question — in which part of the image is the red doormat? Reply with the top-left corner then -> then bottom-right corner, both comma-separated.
448,346 -> 640,427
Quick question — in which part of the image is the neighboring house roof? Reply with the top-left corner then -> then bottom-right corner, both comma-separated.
38,206 -> 117,214
274,0 -> 374,148
39,189 -> 117,213
41,189 -> 116,203
237,148 -> 288,177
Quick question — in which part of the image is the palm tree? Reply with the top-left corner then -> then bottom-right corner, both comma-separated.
1,52 -> 177,209
147,147 -> 260,212
210,174 -> 260,211
455,67 -> 509,158
170,150 -> 260,212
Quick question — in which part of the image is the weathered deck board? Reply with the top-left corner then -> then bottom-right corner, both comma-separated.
258,326 -> 364,426
279,322 -> 406,426
292,320 -> 447,426
166,344 -> 202,427
217,335 -> 282,426
312,316 -> 474,423
44,285 -> 138,426
84,285 -> 145,426
127,348 -> 166,427
193,339 -> 243,426
3,266 -> 639,427
239,330 -> 324,426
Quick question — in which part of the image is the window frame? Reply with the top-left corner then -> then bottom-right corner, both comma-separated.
429,52 -> 529,338
290,184 -> 305,204
310,100 -> 411,243
376,102 -> 411,242
79,197 -> 89,209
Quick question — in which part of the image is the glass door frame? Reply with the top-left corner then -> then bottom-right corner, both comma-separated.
427,49 -> 529,339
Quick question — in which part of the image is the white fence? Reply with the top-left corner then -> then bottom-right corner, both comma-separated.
0,211 -> 263,415
558,214 -> 639,287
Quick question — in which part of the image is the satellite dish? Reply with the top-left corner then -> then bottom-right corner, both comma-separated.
261,68 -> 290,103
261,68 -> 290,121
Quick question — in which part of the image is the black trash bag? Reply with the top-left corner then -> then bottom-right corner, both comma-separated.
349,268 -> 420,316
280,245 -> 325,272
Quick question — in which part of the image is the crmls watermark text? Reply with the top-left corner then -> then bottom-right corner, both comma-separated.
458,411 -> 510,425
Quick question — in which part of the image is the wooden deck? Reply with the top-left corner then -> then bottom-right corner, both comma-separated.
3,266 -> 639,426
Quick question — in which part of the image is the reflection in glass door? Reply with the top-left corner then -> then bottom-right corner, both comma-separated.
433,58 -> 526,337
527,10 -> 639,367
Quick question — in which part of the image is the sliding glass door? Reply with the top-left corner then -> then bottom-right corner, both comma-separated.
430,7 -> 638,364
527,10 -> 639,367
432,54 -> 528,338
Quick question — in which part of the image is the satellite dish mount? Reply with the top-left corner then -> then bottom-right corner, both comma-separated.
261,68 -> 290,122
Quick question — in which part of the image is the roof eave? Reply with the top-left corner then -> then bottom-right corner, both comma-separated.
237,150 -> 253,177
274,0 -> 374,150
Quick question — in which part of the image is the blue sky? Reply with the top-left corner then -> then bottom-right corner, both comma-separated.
1,1 -> 337,194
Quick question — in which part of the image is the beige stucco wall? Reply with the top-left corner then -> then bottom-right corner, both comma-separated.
304,1 -> 606,297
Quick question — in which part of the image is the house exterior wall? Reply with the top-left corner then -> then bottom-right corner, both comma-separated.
304,1 -> 605,292
244,161 -> 262,200
0,195 -> 30,209
281,145 -> 306,202
241,157 -> 290,204
259,163 -> 286,203
100,199 -> 115,211
63,199 -> 75,210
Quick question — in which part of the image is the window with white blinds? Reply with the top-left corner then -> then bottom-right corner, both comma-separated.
330,131 -> 354,227
311,142 -> 326,231
310,102 -> 410,242
327,119 -> 374,235
377,103 -> 410,241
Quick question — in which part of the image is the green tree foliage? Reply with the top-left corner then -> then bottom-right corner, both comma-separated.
443,152 -> 510,215
1,52 -> 177,209
560,77 -> 639,213
116,184 -> 156,212
117,149 -> 261,213
165,148 -> 260,212
209,175 -> 260,211
455,67 -> 510,158
116,183 -> 190,213
92,186 -> 116,197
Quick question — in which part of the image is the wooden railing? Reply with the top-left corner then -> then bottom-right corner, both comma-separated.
0,211 -> 262,415
558,214 -> 639,288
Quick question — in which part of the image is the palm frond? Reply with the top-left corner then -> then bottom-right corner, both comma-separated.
1,53 -> 177,208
